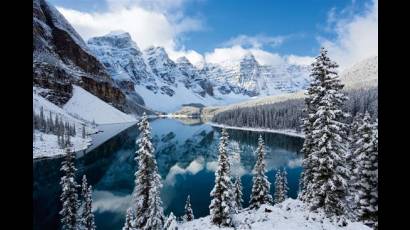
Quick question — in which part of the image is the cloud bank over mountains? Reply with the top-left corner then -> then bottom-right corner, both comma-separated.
57,0 -> 377,70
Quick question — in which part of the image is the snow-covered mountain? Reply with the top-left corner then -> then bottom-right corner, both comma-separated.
202,53 -> 310,97
88,32 -> 311,112
33,0 -> 152,115
340,55 -> 378,89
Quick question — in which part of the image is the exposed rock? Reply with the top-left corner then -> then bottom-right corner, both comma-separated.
33,0 -> 148,114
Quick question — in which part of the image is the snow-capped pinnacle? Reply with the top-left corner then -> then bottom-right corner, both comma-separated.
88,31 -> 140,51
107,30 -> 130,37
176,56 -> 192,65
144,46 -> 169,59
242,52 -> 257,63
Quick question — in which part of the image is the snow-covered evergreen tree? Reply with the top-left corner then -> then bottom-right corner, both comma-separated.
274,169 -> 289,204
233,176 -> 243,211
132,113 -> 164,230
282,169 -> 289,200
183,195 -> 194,222
80,175 -> 96,230
81,175 -> 88,199
300,47 -> 349,218
346,113 -> 363,214
59,149 -> 80,230
164,212 -> 178,230
145,181 -> 164,230
82,125 -> 86,139
297,171 -> 304,199
40,106 -> 45,132
209,128 -> 234,226
123,208 -> 135,230
249,135 -> 273,209
352,112 -> 378,228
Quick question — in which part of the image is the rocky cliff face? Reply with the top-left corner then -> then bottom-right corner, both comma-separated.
33,0 -> 151,114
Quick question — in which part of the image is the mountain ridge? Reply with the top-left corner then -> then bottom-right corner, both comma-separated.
87,31 -> 312,112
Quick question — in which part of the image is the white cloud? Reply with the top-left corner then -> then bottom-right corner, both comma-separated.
285,55 -> 314,66
204,45 -> 286,66
164,158 -> 205,185
56,0 -> 204,65
320,0 -> 378,70
223,34 -> 286,49
92,190 -> 131,213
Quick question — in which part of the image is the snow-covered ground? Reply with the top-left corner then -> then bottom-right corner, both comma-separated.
33,130 -> 92,159
34,86 -> 138,159
33,88 -> 95,159
63,85 -> 137,124
208,122 -> 305,138
179,199 -> 370,230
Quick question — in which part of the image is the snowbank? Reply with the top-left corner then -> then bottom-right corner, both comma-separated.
179,199 -> 370,230
208,122 -> 305,138
63,85 -> 136,124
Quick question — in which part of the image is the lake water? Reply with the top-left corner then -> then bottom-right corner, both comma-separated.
33,118 -> 304,230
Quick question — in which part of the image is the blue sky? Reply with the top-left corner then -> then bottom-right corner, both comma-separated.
49,0 -> 377,69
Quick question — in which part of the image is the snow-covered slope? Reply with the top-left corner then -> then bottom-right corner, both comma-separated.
33,1 -> 146,114
63,85 -> 137,124
87,32 -> 311,112
33,88 -> 95,158
341,56 -> 378,89
179,199 -> 370,230
203,56 -> 378,116
202,53 -> 310,98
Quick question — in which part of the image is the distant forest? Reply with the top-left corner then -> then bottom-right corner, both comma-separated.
212,87 -> 378,131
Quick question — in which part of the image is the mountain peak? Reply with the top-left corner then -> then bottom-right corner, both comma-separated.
106,30 -> 131,38
144,46 -> 169,60
241,52 -> 258,63
87,31 -> 139,51
176,56 -> 191,65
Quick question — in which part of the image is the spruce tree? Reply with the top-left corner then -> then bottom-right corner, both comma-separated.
249,135 -> 273,209
183,195 -> 194,222
209,128 -> 233,226
59,149 -> 80,230
81,176 -> 96,230
301,47 -> 349,218
274,169 -> 284,204
274,169 -> 289,204
132,113 -> 164,229
40,106 -> 45,132
282,169 -> 289,201
55,115 -> 59,134
82,125 -> 86,139
353,112 -> 378,228
346,113 -> 363,214
164,212 -> 178,230
123,208 -> 135,230
233,176 -> 243,211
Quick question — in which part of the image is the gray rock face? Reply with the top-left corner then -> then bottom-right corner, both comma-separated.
33,0 -> 151,114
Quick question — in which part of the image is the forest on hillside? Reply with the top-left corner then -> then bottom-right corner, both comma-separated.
212,87 -> 378,131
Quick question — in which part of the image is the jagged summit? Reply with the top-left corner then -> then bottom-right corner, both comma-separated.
107,30 -> 130,36
88,31 -> 139,51
87,31 -> 311,112
242,52 -> 258,62
176,56 -> 192,65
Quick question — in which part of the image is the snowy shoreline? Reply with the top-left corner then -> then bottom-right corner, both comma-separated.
33,121 -> 137,161
207,122 -> 305,138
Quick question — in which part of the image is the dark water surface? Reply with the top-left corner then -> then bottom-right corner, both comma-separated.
33,118 -> 304,230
